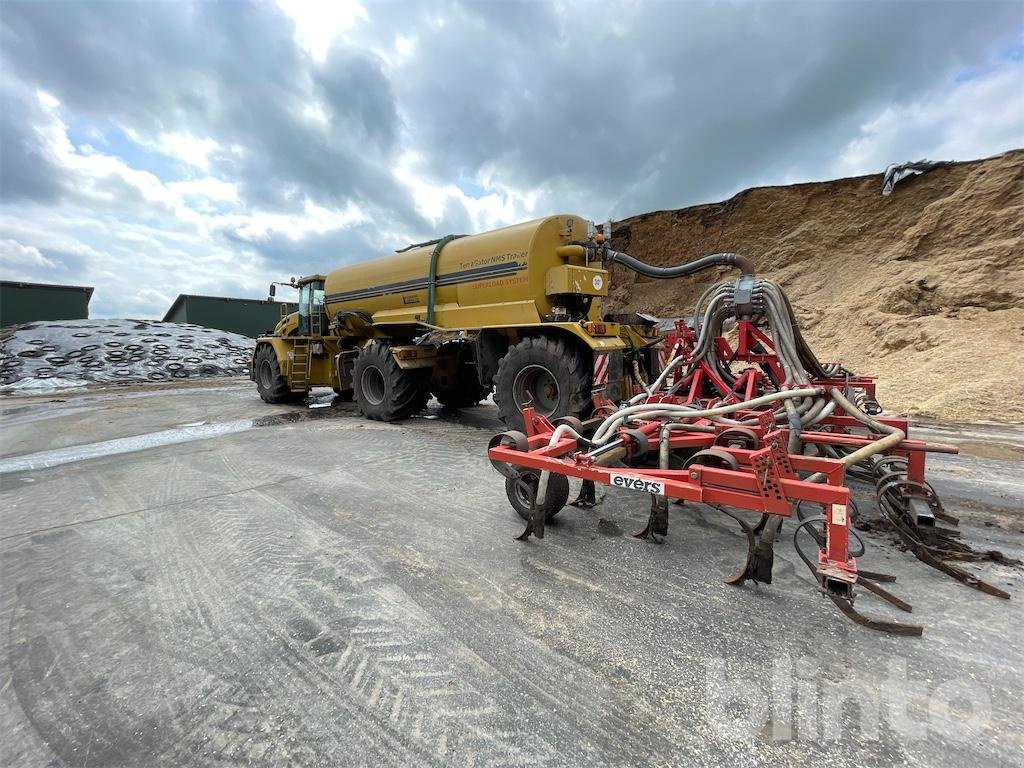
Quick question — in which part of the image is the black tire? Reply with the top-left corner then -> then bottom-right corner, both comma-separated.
505,470 -> 570,521
493,335 -> 591,430
431,341 -> 490,408
332,387 -> 354,401
254,344 -> 298,403
353,341 -> 429,421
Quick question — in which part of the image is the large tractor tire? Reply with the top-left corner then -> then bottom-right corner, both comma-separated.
254,344 -> 301,403
431,341 -> 490,409
353,341 -> 430,421
493,335 -> 590,431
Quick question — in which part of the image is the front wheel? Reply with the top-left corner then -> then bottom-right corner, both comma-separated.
493,336 -> 590,430
254,344 -> 300,403
352,342 -> 429,421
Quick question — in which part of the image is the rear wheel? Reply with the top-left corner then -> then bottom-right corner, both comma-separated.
353,341 -> 429,421
493,335 -> 590,430
431,341 -> 490,408
254,344 -> 299,403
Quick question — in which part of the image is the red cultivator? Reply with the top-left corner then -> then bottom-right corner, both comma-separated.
487,270 -> 1012,635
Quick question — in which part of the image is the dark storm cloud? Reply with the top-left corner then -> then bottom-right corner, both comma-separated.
0,0 -> 1021,318
383,0 -> 1024,214
0,81 -> 65,202
3,0 -> 1019,222
245,222 -> 385,277
0,0 -> 419,222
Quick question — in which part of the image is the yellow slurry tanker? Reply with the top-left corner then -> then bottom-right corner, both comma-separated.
251,214 -> 739,427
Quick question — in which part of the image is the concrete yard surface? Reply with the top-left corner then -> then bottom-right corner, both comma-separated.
1,381 -> 1022,767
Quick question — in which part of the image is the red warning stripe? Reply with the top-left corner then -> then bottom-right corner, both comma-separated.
593,353 -> 609,386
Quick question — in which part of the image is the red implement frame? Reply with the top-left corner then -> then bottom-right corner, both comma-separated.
489,399 -> 960,635
489,406 -> 862,590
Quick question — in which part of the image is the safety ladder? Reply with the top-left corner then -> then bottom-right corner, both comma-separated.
291,338 -> 311,391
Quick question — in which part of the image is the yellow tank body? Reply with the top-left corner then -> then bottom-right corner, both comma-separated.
324,215 -> 605,332
254,214 -> 660,424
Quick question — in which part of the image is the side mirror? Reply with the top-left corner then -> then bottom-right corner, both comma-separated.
269,283 -> 276,298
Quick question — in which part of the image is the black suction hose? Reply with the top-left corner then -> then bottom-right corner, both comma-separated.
607,250 -> 755,278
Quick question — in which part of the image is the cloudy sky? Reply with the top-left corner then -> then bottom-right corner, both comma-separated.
1,0 -> 1022,318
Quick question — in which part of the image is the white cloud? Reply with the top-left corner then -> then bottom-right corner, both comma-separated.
275,0 -> 368,62
836,61 -> 1024,176
120,128 -> 219,171
0,238 -> 56,269
208,199 -> 369,242
394,151 -> 539,232
393,34 -> 416,63
168,177 -> 239,204
155,132 -> 219,170
300,101 -> 330,127
35,88 -> 60,110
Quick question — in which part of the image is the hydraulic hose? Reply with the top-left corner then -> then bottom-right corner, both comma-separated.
535,387 -> 820,504
803,389 -> 905,483
826,389 -> 904,467
607,250 -> 755,278
591,387 -> 823,445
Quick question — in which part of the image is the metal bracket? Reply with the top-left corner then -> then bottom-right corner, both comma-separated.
749,446 -> 791,515
762,430 -> 796,479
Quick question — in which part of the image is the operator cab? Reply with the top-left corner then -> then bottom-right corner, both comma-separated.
268,274 -> 328,336
296,275 -> 327,335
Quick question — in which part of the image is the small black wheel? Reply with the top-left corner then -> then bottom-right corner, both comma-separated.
685,449 -> 741,471
353,341 -> 430,421
493,335 -> 591,431
253,344 -> 296,403
505,470 -> 570,521
713,427 -> 760,450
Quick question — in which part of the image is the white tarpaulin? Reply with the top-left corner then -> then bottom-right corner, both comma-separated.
882,159 -> 953,196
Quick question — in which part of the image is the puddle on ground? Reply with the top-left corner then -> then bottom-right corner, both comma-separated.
251,402 -> 358,427
0,404 -> 97,427
0,420 -> 253,474
0,399 -> 358,474
955,441 -> 1024,462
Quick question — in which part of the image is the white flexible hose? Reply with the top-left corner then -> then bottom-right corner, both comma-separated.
590,387 -> 822,445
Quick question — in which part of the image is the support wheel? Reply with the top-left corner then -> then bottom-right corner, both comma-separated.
505,470 -> 570,521
431,341 -> 490,408
254,344 -> 299,403
353,341 -> 429,421
493,335 -> 590,430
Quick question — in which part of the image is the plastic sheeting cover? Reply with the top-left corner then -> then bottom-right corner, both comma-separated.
1,318 -> 255,390
882,159 -> 953,196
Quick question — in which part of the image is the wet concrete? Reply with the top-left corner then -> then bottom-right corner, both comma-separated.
1,380 -> 1022,767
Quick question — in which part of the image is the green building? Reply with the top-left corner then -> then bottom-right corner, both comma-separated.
0,281 -> 94,328
162,294 -> 296,338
